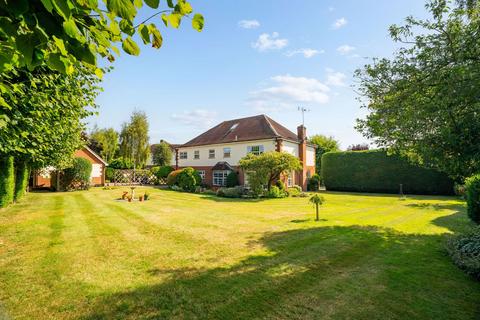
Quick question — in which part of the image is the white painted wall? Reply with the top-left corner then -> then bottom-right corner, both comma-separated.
306,146 -> 315,167
177,139 -> 276,167
91,164 -> 102,178
281,141 -> 299,157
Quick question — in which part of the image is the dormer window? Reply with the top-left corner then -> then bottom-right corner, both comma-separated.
230,123 -> 239,131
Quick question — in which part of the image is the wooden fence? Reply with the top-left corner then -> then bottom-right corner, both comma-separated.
109,169 -> 167,186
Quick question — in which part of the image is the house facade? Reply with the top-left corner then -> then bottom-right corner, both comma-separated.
175,115 -> 316,190
33,146 -> 107,188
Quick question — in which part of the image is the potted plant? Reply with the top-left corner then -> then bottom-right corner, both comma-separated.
122,191 -> 128,200
139,195 -> 144,202
127,196 -> 132,202
144,192 -> 150,201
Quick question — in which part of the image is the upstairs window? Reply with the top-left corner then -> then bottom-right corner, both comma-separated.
247,145 -> 264,156
209,149 -> 215,159
194,150 -> 200,159
223,147 -> 231,158
179,151 -> 188,159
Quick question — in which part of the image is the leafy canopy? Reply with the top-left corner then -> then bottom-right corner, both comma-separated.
239,151 -> 301,195
308,134 -> 340,174
355,0 -> 480,180
119,110 -> 150,168
151,141 -> 172,166
90,127 -> 119,163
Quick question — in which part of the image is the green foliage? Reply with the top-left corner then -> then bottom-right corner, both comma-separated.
355,0 -> 480,180
287,187 -> 301,197
446,227 -> 480,279
239,151 -> 301,195
166,169 -> 183,186
108,158 -> 133,169
276,179 -> 286,192
1,67 -> 99,169
119,111 -> 150,168
226,171 -> 239,187
105,167 -> 115,182
176,167 -> 201,192
14,159 -> 29,201
63,157 -> 92,191
0,0 -> 203,95
309,194 -> 325,221
265,186 -> 286,198
216,186 -> 244,198
151,141 -> 172,166
307,174 -> 321,191
465,175 -> 480,224
90,127 -> 118,163
151,166 -> 174,180
309,134 -> 340,174
0,156 -> 15,208
321,150 -> 454,195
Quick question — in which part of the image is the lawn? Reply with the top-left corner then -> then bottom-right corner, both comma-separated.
0,188 -> 479,319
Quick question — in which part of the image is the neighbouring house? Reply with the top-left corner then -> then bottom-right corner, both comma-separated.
32,146 -> 108,189
174,114 -> 316,190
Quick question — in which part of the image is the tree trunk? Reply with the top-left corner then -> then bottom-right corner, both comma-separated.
315,204 -> 319,221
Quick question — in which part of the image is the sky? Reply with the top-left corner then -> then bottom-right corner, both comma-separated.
89,0 -> 430,149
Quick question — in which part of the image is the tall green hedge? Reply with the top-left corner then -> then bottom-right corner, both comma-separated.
14,160 -> 29,201
465,174 -> 480,224
0,156 -> 15,207
321,150 -> 454,195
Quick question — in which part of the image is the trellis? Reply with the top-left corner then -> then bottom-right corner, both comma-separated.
110,169 -> 166,186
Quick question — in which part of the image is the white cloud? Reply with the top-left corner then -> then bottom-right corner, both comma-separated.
248,75 -> 331,112
332,17 -> 347,29
285,48 -> 324,58
171,110 -> 217,129
337,44 -> 356,55
326,68 -> 347,87
328,6 -> 335,12
238,19 -> 260,29
252,32 -> 288,52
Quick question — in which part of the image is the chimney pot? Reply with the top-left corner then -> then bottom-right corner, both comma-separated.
297,125 -> 306,141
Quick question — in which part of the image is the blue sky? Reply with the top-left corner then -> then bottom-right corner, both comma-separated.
90,0 -> 429,149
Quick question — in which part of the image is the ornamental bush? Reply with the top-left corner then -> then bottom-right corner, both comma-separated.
167,170 -> 183,186
63,157 -> 92,191
307,174 -> 321,191
14,160 -> 29,201
105,167 -> 115,182
266,186 -> 286,198
321,150 -> 454,195
151,166 -> 174,180
108,158 -> 133,169
177,167 -> 198,192
226,171 -> 239,187
446,227 -> 480,279
465,175 -> 480,224
0,156 -> 15,208
287,187 -> 301,197
217,186 -> 244,198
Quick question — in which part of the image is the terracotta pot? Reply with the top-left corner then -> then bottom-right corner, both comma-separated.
128,197 -> 132,202
139,196 -> 144,202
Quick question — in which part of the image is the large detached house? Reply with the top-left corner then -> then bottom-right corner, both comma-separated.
174,115 -> 316,190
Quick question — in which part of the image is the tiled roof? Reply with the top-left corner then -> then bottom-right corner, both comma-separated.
181,115 -> 299,148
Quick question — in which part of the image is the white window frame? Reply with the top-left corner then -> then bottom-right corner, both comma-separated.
209,149 -> 215,159
287,171 -> 294,187
223,147 -> 231,158
197,170 -> 205,181
247,145 -> 264,156
179,151 -> 188,159
213,170 -> 230,186
194,150 -> 200,160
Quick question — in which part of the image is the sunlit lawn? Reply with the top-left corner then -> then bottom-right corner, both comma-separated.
0,187 -> 479,319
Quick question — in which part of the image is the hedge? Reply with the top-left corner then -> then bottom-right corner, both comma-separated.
465,174 -> 480,224
14,160 -> 29,201
0,156 -> 15,208
321,150 -> 454,195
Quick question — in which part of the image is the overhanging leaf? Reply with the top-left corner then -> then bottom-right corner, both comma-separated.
106,0 -> 136,20
63,19 -> 86,43
144,0 -> 160,9
138,24 -> 150,44
192,13 -> 204,32
51,0 -> 71,20
122,37 -> 140,55
148,24 -> 162,48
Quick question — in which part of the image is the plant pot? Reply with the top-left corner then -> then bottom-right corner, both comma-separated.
139,196 -> 144,202
127,197 -> 132,202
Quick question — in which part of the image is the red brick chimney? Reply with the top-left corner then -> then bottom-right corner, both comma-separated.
297,125 -> 308,191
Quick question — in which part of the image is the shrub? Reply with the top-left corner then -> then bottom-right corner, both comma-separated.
178,168 -> 197,192
14,160 -> 29,201
321,150 -> 454,195
446,227 -> 480,279
0,156 -> 15,208
454,183 -> 466,199
217,186 -> 244,198
465,174 -> 480,224
226,171 -> 239,187
108,157 -> 133,169
276,179 -> 286,192
105,167 -> 115,182
202,189 -> 217,196
167,169 -> 182,186
63,157 -> 92,191
307,174 -> 321,191
157,166 -> 174,179
266,186 -> 286,198
287,187 -> 301,197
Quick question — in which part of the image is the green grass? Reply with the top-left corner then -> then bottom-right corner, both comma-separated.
0,187 -> 479,319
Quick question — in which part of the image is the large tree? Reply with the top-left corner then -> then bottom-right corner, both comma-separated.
119,111 -> 150,168
90,127 -> 119,163
239,151 -> 301,194
151,140 -> 172,166
355,0 -> 480,181
308,134 -> 340,174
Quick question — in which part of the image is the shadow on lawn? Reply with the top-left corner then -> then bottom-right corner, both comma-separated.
79,224 -> 480,320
